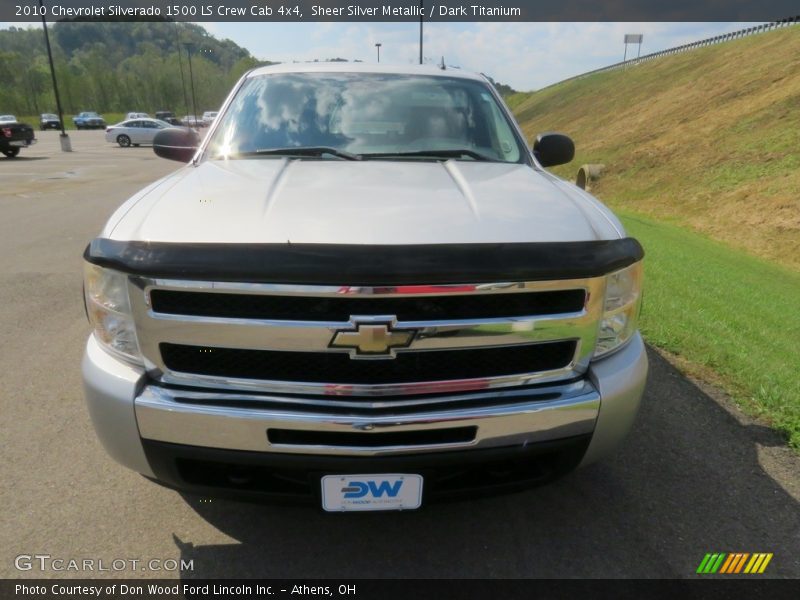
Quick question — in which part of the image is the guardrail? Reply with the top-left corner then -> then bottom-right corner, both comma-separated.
538,17 -> 799,91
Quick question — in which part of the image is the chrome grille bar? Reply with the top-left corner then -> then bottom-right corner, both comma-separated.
128,276 -> 606,397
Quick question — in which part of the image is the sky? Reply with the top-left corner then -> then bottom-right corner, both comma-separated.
1,21 -> 756,90
199,21 -> 755,90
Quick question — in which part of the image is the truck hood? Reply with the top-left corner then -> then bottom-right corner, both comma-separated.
108,159 -> 620,244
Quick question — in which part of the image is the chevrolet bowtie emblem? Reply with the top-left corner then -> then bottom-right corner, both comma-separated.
330,318 -> 416,358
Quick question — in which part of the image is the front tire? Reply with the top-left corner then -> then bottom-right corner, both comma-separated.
117,135 -> 131,148
3,148 -> 20,158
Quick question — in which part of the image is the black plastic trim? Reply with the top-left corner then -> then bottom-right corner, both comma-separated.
149,287 -> 587,321
84,238 -> 644,284
267,426 -> 477,448
159,340 -> 577,385
142,435 -> 591,504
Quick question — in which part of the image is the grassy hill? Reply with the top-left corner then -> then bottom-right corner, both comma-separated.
509,26 -> 800,271
510,27 -> 800,447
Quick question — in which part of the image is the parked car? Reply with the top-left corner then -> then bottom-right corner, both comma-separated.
201,111 -> 218,126
73,112 -> 106,129
83,64 -> 646,510
180,114 -> 201,127
40,113 -> 61,130
105,118 -> 172,147
155,111 -> 181,126
0,115 -> 36,157
125,112 -> 150,120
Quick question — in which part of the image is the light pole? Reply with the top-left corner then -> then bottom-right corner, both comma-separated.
38,0 -> 70,151
419,1 -> 423,64
183,42 -> 198,127
375,43 -> 382,63
174,22 -> 189,118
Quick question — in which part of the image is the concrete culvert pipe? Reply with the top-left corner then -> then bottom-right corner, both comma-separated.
576,164 -> 605,191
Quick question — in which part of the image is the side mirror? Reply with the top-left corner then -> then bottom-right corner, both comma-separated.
153,127 -> 200,162
533,132 -> 575,167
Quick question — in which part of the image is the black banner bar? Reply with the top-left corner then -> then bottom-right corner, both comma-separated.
4,579 -> 800,600
4,1 -> 800,22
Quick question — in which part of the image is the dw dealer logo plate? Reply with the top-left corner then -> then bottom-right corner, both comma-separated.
321,474 -> 423,512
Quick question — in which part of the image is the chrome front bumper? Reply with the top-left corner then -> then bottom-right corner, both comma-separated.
134,382 -> 600,457
83,333 -> 647,478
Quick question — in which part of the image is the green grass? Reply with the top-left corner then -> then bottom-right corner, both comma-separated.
511,26 -> 800,271
509,27 -> 800,448
620,211 -> 800,447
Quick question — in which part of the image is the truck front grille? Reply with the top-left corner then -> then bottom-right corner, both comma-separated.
160,341 -> 577,385
129,277 -> 605,398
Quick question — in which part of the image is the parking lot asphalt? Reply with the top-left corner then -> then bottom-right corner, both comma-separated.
1,131 -> 799,579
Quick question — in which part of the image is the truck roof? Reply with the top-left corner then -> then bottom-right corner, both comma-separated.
246,62 -> 487,82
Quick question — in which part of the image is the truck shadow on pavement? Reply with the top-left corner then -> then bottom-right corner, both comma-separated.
173,346 -> 800,578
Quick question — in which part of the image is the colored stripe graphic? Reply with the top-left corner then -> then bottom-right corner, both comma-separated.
758,554 -> 773,574
697,554 -> 713,574
719,554 -> 736,574
720,553 -> 738,574
703,553 -> 720,574
745,554 -> 760,574
719,554 -> 738,573
699,553 -> 773,574
700,554 -> 719,574
710,553 -> 726,573
734,553 -> 749,573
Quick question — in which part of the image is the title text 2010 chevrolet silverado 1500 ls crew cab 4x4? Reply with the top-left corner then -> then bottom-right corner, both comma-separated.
82,64 -> 647,511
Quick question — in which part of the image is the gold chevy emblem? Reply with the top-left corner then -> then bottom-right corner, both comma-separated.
330,319 -> 416,358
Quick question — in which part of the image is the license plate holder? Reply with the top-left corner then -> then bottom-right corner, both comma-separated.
321,474 -> 423,512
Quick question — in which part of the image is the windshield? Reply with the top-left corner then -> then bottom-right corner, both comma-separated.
206,72 -> 524,163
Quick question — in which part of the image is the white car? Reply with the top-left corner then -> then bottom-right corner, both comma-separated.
201,111 -> 218,126
105,118 -> 171,147
125,112 -> 150,120
0,115 -> 17,124
181,115 -> 201,127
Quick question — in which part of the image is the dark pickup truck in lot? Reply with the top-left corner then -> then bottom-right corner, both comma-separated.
40,113 -> 62,130
0,115 -> 36,158
155,110 -> 181,126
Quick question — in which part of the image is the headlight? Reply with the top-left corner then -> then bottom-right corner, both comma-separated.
594,261 -> 643,359
83,262 -> 143,364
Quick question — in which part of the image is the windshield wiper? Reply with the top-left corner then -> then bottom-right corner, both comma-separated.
242,146 -> 360,160
360,149 -> 495,162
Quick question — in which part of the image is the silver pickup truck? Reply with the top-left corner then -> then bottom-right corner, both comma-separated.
82,64 -> 647,511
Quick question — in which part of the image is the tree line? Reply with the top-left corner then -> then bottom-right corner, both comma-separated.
0,21 -> 266,117
0,21 -> 518,118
